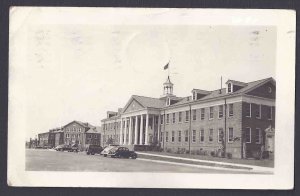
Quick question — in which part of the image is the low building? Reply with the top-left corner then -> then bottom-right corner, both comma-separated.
101,76 -> 275,159
38,132 -> 49,147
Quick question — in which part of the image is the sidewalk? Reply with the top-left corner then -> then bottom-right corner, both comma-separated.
136,152 -> 274,173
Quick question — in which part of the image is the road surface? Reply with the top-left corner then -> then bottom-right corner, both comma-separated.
26,149 -> 258,173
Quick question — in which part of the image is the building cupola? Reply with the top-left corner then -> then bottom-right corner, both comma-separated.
163,76 -> 174,96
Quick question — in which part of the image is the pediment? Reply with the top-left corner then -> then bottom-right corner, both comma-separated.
123,98 -> 145,113
246,81 -> 276,99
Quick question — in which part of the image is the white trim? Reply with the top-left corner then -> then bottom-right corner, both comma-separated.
200,108 -> 205,120
245,127 -> 251,143
228,127 -> 234,143
255,128 -> 261,144
228,103 -> 234,117
218,105 -> 223,119
256,104 -> 261,119
199,129 -> 204,143
192,109 -> 197,121
217,128 -> 223,143
209,128 -> 214,142
171,130 -> 175,143
209,106 -> 214,120
192,130 -> 196,143
268,106 -> 273,120
178,130 -> 182,143
246,103 -> 252,117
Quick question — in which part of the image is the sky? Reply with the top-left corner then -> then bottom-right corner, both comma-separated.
9,9 -> 277,140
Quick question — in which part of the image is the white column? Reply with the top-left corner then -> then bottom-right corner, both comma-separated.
145,114 -> 149,145
134,116 -> 138,144
119,118 -> 123,145
158,115 -> 161,144
139,114 -> 143,144
128,117 -> 132,145
124,118 -> 127,145
152,115 -> 155,144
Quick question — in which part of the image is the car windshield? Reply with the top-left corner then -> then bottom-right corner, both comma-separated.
109,147 -> 118,153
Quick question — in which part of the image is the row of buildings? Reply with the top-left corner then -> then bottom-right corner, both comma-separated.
37,121 -> 101,151
100,76 -> 275,159
34,75 -> 275,159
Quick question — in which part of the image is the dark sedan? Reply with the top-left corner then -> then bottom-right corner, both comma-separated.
107,147 -> 137,159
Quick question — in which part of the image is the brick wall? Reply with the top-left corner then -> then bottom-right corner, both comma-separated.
242,102 -> 275,158
161,101 -> 243,158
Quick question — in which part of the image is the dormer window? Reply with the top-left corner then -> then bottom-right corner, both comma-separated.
228,83 -> 232,93
166,97 -> 170,106
192,91 -> 196,100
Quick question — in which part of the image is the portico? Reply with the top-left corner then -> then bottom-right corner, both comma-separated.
119,111 -> 161,146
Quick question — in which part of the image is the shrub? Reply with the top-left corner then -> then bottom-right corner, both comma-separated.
196,149 -> 201,155
226,153 -> 232,159
166,148 -> 172,153
210,151 -> 216,157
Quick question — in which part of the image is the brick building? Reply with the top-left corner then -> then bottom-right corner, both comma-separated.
61,120 -> 101,150
101,76 -> 275,159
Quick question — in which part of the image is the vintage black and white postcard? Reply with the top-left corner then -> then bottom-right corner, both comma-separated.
8,7 -> 295,189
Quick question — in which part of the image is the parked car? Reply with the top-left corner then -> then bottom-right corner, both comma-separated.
86,145 -> 103,155
55,144 -> 71,151
107,147 -> 137,159
101,146 -> 117,157
69,144 -> 79,152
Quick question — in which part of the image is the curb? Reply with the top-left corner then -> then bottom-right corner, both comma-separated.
136,152 -> 274,173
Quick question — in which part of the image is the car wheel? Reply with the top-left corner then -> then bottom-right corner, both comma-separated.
87,152 -> 90,155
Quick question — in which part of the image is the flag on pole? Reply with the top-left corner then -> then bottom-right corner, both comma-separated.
164,62 -> 169,70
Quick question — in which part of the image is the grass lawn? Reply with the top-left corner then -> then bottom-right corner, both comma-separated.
139,151 -> 274,168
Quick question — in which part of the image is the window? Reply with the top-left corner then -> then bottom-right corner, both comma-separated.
94,134 -> 97,138
256,104 -> 261,119
209,129 -> 213,142
228,104 -> 234,117
218,128 -> 224,143
166,114 -> 170,124
267,106 -> 273,120
192,109 -> 197,120
200,129 -> 204,142
88,134 -> 92,139
255,128 -> 261,144
165,132 -> 169,142
245,127 -> 251,143
172,113 -> 176,123
155,116 -> 158,125
209,107 -> 214,119
179,112 -> 182,122
218,105 -> 224,118
166,97 -> 170,106
245,103 -> 251,117
171,131 -> 175,142
228,128 -> 234,143
201,108 -> 205,120
160,115 -> 164,125
160,132 -> 163,142
192,91 -> 196,100
228,83 -> 232,93
66,134 -> 69,138
185,130 -> 189,142
178,131 -> 182,142
192,130 -> 196,142
185,111 -> 189,122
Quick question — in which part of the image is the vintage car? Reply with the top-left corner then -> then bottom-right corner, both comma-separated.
54,144 -> 72,151
100,146 -> 116,157
107,147 -> 137,159
86,145 -> 103,155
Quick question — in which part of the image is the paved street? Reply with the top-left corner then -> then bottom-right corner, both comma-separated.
26,149 -> 260,173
